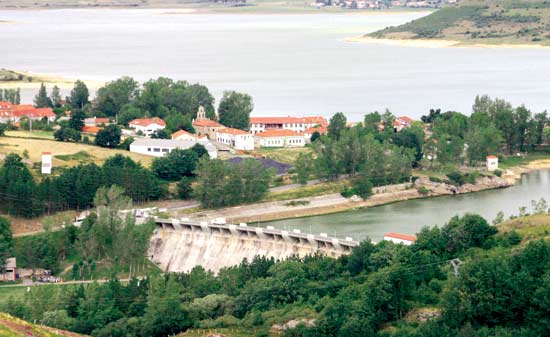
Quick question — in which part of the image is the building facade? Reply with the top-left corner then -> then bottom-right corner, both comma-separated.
130,138 -> 218,159
254,129 -> 306,148
383,232 -> 417,246
249,116 -> 328,134
128,117 -> 166,137
0,101 -> 56,123
171,129 -> 197,141
216,127 -> 254,151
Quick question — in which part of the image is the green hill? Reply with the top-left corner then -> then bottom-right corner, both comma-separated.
369,0 -> 550,46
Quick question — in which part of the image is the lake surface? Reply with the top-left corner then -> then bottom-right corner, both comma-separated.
2,9 -> 550,120
261,170 -> 550,241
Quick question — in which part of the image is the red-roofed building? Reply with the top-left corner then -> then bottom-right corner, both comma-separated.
393,116 -> 415,132
216,127 -> 254,151
129,117 -> 166,137
82,126 -> 100,134
486,155 -> 499,171
250,116 -> 328,135
304,125 -> 328,142
383,232 -> 417,246
0,101 -> 55,123
85,117 -> 110,127
172,129 -> 197,142
254,129 -> 305,148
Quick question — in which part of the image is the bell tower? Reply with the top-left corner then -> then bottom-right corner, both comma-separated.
197,105 -> 206,120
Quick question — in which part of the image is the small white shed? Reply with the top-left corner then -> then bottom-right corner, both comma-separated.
486,155 -> 499,171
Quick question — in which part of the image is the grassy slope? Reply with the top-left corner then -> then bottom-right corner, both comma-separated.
369,0 -> 550,45
0,313 -> 88,337
0,134 -> 153,168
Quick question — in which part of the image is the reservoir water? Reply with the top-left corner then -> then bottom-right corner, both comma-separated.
261,170 -> 550,242
2,9 -> 550,120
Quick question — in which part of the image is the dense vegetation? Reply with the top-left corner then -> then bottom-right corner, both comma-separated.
2,212 -> 549,337
0,153 -> 162,217
370,0 -> 550,44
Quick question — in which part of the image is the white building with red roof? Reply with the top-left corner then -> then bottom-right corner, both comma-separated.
216,127 -> 254,151
249,116 -> 328,135
171,129 -> 197,142
128,117 -> 166,137
383,232 -> 417,246
0,101 -> 56,124
393,116 -> 415,132
254,129 -> 305,148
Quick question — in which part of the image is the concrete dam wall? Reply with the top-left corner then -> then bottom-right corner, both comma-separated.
149,219 -> 358,273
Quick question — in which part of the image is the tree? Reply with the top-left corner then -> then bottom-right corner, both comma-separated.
177,176 -> 193,199
69,109 -> 86,131
34,83 -> 53,108
51,85 -> 62,108
0,123 -> 6,137
95,125 -> 122,148
0,217 -> 13,274
465,125 -> 502,163
150,129 -> 170,139
293,153 -> 313,185
152,149 -> 199,181
310,131 -> 321,143
194,158 -> 272,208
328,112 -> 347,140
70,80 -> 89,109
94,77 -> 139,117
218,91 -> 253,130
54,127 -> 81,142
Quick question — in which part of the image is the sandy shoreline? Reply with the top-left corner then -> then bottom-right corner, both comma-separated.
346,36 -> 550,49
0,70 -> 105,90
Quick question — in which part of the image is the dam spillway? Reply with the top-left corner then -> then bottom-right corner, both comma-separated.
149,219 -> 359,273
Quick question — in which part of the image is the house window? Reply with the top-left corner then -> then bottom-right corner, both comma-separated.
162,148 -> 169,153
147,148 -> 151,152
154,148 -> 161,152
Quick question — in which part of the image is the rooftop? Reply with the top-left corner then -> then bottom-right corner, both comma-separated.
193,118 -> 223,128
217,127 -> 250,136
384,232 -> 417,242
255,129 -> 304,138
129,117 -> 166,127
172,129 -> 196,139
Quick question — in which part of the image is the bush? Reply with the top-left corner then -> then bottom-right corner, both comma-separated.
418,186 -> 430,195
446,171 -> 466,186
494,169 -> 503,177
429,176 -> 443,183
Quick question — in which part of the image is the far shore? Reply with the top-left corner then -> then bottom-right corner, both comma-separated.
182,159 -> 550,225
346,36 -> 550,49
0,70 -> 105,90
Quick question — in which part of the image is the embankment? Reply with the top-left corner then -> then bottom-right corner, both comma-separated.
184,175 -> 511,224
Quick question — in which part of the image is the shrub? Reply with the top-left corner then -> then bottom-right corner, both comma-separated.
429,176 -> 443,183
446,171 -> 466,186
494,169 -> 503,177
418,186 -> 430,195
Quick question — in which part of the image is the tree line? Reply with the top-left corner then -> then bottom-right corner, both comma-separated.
3,212 -> 549,337
30,77 -> 254,148
0,153 -> 162,218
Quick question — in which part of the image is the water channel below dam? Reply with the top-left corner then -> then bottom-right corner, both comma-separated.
260,170 -> 550,242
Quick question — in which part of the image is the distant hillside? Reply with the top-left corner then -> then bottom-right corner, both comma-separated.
369,0 -> 550,45
0,313 -> 88,337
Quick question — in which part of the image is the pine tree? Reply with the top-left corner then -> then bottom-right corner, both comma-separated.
15,89 -> 20,104
34,83 -> 53,108
51,85 -> 62,108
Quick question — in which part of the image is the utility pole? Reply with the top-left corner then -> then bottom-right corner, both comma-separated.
450,258 -> 463,276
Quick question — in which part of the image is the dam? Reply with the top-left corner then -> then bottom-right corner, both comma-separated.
149,218 -> 359,273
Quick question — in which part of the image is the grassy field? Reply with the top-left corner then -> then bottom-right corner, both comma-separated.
369,0 -> 550,46
499,214 -> 550,243
252,147 -> 312,165
498,152 -> 550,169
263,179 -> 349,202
0,136 -> 153,168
